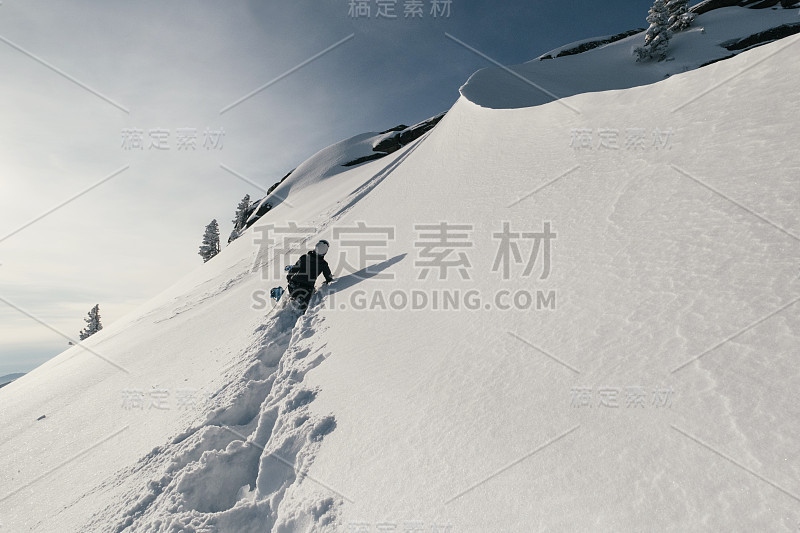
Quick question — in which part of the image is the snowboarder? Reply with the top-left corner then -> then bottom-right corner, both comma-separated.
286,240 -> 334,312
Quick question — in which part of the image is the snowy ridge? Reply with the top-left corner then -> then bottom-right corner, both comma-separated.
245,114 -> 443,232
460,6 -> 800,109
247,131 -> 388,217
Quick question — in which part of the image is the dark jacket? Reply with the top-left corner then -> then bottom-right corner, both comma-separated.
287,251 -> 333,287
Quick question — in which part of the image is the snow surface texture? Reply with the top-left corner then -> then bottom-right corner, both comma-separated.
1,7 -> 799,533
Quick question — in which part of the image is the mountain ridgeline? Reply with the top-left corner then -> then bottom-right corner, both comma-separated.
234,0 -> 799,235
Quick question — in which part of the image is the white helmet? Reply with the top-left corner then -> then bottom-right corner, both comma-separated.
315,239 -> 329,256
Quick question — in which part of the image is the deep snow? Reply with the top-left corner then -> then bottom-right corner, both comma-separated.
1,7 -> 799,532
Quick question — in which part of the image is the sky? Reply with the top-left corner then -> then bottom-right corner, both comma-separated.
0,0 -> 657,376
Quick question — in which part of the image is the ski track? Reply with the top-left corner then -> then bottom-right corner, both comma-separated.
83,296 -> 340,533
154,269 -> 253,324
326,131 -> 431,225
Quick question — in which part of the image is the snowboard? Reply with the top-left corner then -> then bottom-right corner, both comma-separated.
270,286 -> 285,301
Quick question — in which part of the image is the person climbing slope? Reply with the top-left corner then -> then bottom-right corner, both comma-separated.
286,239 -> 334,312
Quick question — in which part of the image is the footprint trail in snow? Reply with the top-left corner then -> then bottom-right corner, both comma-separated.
86,294 -> 340,533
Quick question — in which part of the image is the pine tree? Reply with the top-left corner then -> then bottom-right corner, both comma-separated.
666,0 -> 694,32
199,219 -> 221,262
635,0 -> 671,62
79,304 -> 103,340
228,194 -> 251,243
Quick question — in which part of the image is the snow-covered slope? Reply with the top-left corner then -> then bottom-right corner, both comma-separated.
1,8 -> 799,533
462,7 -> 800,109
243,113 -> 446,229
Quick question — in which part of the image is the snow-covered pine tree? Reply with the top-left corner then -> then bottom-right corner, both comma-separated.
228,194 -> 251,243
666,0 -> 694,32
635,0 -> 671,62
79,304 -> 103,340
199,219 -> 221,262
